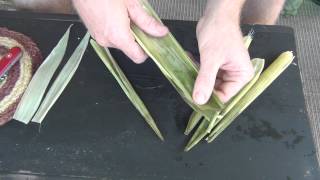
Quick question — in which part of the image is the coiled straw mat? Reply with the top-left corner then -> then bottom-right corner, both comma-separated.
0,27 -> 42,125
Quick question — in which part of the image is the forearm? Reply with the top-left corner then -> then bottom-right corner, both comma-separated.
204,0 -> 247,23
242,0 -> 285,25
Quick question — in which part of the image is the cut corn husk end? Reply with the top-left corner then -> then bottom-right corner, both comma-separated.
206,51 -> 294,143
90,40 -> 164,141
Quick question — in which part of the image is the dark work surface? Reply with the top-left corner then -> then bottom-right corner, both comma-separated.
0,11 -> 319,180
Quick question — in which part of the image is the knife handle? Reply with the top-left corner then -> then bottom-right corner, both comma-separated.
0,47 -> 23,77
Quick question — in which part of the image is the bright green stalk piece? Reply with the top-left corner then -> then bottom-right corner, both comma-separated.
185,58 -> 265,151
206,51 -> 294,143
90,40 -> 164,141
31,32 -> 90,124
14,25 -> 72,124
184,111 -> 203,135
184,31 -> 255,135
132,0 -> 224,121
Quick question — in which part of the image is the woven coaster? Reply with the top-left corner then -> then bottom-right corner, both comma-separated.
0,27 -> 42,125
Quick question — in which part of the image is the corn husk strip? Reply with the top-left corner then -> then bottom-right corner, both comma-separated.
132,0 -> 224,121
13,26 -> 71,124
184,111 -> 203,135
206,51 -> 294,143
90,40 -> 164,141
184,58 -> 265,151
184,31 -> 255,135
206,58 -> 265,132
184,112 -> 219,152
30,32 -> 90,123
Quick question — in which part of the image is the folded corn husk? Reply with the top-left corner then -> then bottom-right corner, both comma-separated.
31,32 -> 90,123
206,51 -> 294,143
132,0 -> 224,121
14,26 -> 71,124
185,58 -> 265,151
90,40 -> 164,141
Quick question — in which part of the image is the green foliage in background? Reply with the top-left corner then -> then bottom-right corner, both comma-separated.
283,0 -> 304,15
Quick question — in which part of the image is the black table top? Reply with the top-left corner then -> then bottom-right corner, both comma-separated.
0,11 -> 319,180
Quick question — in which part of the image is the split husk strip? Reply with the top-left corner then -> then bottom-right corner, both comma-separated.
31,32 -> 90,123
131,0 -> 224,121
14,26 -> 71,124
90,40 -> 164,141
184,58 -> 265,151
206,51 -> 294,143
184,31 -> 255,135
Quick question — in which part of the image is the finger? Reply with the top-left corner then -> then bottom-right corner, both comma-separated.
105,4 -> 148,64
215,69 -> 253,103
116,37 -> 148,64
193,52 -> 222,105
127,0 -> 168,37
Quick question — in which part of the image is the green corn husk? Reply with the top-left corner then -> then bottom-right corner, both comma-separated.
206,51 -> 294,143
184,31 -> 255,136
184,58 -> 265,151
13,26 -> 71,124
184,111 -> 203,136
90,40 -> 164,141
31,32 -> 90,123
131,0 -> 224,121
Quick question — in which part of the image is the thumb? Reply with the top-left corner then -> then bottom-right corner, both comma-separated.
193,52 -> 222,105
126,0 -> 168,37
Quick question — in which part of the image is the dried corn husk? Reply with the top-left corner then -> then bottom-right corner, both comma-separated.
206,51 -> 294,143
13,26 -> 71,124
132,0 -> 224,121
90,40 -> 164,141
31,32 -> 90,123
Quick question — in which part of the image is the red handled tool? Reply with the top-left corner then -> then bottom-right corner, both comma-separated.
0,47 -> 23,79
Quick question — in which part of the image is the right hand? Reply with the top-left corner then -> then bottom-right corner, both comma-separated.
73,0 -> 168,63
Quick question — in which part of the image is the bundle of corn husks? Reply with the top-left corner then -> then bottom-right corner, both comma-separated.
91,0 -> 294,151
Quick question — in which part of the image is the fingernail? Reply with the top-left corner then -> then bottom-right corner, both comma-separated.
157,26 -> 168,35
194,91 -> 208,105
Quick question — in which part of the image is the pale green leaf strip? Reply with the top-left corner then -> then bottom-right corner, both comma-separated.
206,51 -> 294,143
90,40 -> 164,141
31,32 -> 90,123
13,25 -> 72,124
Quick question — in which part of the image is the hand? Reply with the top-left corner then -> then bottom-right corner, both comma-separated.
193,14 -> 254,104
73,0 -> 168,63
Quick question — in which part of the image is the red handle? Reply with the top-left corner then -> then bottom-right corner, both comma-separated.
0,47 -> 23,77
